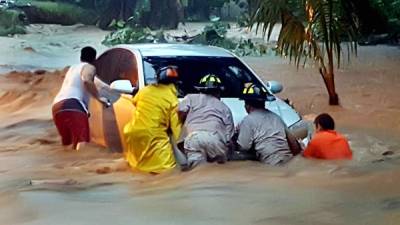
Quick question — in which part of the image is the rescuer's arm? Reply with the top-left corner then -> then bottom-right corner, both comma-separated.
81,64 -> 109,106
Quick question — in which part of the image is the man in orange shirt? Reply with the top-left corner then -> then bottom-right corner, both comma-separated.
303,113 -> 352,160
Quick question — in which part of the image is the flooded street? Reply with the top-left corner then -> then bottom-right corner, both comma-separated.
0,24 -> 399,225
0,24 -> 108,73
1,157 -> 400,225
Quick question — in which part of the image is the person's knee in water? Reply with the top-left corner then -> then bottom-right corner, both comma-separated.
234,83 -> 300,165
178,74 -> 234,171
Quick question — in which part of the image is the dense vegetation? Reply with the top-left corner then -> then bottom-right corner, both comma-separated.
1,0 -> 399,104
247,0 -> 399,105
0,0 -> 398,34
0,9 -> 25,36
16,1 -> 96,25
250,0 -> 359,105
371,0 -> 400,34
102,19 -> 268,57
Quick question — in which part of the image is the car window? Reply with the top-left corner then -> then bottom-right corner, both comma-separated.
143,60 -> 157,84
94,48 -> 139,86
143,56 -> 265,98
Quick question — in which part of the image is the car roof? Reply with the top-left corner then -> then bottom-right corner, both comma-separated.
116,44 -> 235,58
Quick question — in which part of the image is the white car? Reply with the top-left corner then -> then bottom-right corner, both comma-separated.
89,44 -> 310,152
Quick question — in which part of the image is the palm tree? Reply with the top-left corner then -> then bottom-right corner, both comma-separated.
250,0 -> 359,105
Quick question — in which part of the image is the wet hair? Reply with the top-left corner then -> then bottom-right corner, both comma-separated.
80,46 -> 97,63
245,100 -> 265,109
314,113 -> 335,130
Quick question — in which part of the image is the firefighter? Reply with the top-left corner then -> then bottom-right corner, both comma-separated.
123,66 -> 181,173
235,83 -> 302,165
178,74 -> 234,171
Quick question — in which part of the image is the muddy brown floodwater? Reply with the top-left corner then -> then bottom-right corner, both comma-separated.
0,24 -> 400,225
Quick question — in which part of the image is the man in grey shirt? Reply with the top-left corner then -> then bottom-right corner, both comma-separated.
235,83 -> 301,165
178,74 -> 234,170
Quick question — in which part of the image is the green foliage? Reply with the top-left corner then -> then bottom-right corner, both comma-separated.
190,21 -> 235,49
16,0 -> 137,27
102,21 -> 166,46
102,19 -> 269,57
190,21 -> 269,56
250,0 -> 359,68
204,21 -> 230,37
94,0 -> 137,29
233,39 -> 269,56
250,0 -> 361,104
237,13 -> 251,27
370,0 -> 400,32
17,1 -> 96,25
0,9 -> 26,36
371,0 -> 400,19
234,1 -> 255,28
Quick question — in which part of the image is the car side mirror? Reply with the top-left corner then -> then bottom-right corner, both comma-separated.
267,81 -> 283,94
110,80 -> 136,94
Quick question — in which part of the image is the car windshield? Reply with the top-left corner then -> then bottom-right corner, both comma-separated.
143,56 -> 267,98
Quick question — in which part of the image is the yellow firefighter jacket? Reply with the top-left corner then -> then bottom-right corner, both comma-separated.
123,83 -> 181,173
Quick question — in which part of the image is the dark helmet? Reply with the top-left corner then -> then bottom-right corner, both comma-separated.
156,65 -> 179,84
195,74 -> 224,91
241,83 -> 268,101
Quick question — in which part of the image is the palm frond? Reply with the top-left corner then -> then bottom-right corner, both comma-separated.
306,0 -> 359,67
250,0 -> 360,70
250,0 -> 288,40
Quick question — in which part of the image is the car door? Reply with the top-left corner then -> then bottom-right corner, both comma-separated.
89,48 -> 138,152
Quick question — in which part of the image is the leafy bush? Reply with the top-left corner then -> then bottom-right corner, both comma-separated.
190,21 -> 234,48
364,0 -> 400,34
381,0 -> 400,32
190,21 -> 269,56
233,39 -> 269,56
0,9 -> 26,36
205,20 -> 230,36
17,1 -> 96,25
371,0 -> 400,21
102,21 -> 166,46
102,19 -> 270,57
237,13 -> 250,27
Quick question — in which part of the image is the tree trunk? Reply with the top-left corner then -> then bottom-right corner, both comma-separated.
319,66 -> 339,105
141,0 -> 183,29
325,72 -> 339,105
